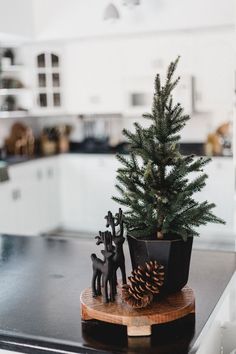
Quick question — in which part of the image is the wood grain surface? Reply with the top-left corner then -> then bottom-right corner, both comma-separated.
80,285 -> 195,336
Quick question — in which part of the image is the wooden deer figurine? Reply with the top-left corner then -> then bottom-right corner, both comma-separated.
91,231 -> 115,303
104,209 -> 127,287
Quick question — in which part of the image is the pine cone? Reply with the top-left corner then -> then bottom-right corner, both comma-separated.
122,284 -> 153,309
122,261 -> 165,309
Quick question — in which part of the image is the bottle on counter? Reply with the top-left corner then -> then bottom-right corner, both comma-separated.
205,121 -> 232,156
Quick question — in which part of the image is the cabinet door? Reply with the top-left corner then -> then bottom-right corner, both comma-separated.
18,179 -> 41,235
5,158 -> 61,236
25,158 -> 61,234
65,41 -> 123,114
39,158 -> 61,232
59,155 -> 86,231
8,162 -> 42,235
82,156 -> 119,232
194,158 -> 234,239
0,182 -> 18,234
60,155 -> 119,233
22,44 -> 65,116
0,179 -> 33,236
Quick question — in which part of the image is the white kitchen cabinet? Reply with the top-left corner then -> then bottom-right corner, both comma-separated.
59,154 -> 120,233
64,41 -> 123,114
196,157 -> 234,241
0,165 -> 37,235
0,157 -> 61,236
0,181 -> 19,235
21,44 -> 66,116
39,157 -> 61,231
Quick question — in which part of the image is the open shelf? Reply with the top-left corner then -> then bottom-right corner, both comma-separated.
1,65 -> 24,72
0,88 -> 29,95
0,111 -> 29,118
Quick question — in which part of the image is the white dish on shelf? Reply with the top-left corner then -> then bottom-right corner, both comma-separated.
1,64 -> 23,72
0,88 -> 29,95
0,111 -> 29,118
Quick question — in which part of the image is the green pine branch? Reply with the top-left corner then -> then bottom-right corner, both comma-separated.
112,57 -> 225,241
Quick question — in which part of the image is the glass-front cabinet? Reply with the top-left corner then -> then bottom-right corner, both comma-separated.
35,52 -> 62,113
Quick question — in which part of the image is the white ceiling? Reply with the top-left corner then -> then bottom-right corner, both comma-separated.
0,0 -> 234,43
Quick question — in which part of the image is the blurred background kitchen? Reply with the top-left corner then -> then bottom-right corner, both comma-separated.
0,0 -> 234,250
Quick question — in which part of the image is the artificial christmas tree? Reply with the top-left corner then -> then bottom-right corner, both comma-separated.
113,57 -> 224,293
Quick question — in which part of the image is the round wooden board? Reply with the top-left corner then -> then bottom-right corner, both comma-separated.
80,285 -> 195,336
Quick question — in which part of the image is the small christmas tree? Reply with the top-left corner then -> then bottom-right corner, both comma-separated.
113,57 -> 225,240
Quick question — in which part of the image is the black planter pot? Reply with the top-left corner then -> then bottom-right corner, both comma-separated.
127,234 -> 193,294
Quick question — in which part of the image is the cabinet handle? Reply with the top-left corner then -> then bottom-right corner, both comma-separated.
36,170 -> 43,180
89,95 -> 101,104
47,168 -> 54,178
12,189 -> 21,201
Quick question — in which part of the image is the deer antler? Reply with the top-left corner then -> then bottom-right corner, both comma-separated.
114,208 -> 124,237
114,208 -> 123,225
105,211 -> 113,226
103,231 -> 113,251
105,211 -> 116,237
95,231 -> 105,245
95,231 -> 113,250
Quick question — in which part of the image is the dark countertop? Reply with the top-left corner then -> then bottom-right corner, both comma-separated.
0,141 -> 232,167
0,234 -> 234,353
1,151 -> 232,169
2,154 -> 58,166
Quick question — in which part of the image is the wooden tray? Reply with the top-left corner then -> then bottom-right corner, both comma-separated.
80,285 -> 195,336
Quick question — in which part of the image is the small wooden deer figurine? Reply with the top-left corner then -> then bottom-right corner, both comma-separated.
91,231 -> 115,303
104,209 -> 127,288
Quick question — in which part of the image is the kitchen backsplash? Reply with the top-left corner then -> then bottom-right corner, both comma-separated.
0,111 -> 232,152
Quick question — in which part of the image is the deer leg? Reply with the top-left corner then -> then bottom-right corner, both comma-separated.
113,270 -> 117,295
109,278 -> 115,302
97,272 -> 102,295
114,270 -> 118,286
92,271 -> 97,297
120,264 -> 127,285
103,277 -> 109,303
112,269 -> 117,295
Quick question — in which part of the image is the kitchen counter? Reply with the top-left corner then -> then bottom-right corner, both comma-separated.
0,153 -> 59,166
0,234 -> 234,353
0,141 -> 232,167
0,151 -> 233,169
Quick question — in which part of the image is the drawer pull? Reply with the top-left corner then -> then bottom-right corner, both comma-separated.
12,189 -> 21,201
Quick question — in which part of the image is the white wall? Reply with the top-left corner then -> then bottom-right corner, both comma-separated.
0,0 -> 34,41
0,0 -> 232,41
64,28 -> 234,142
